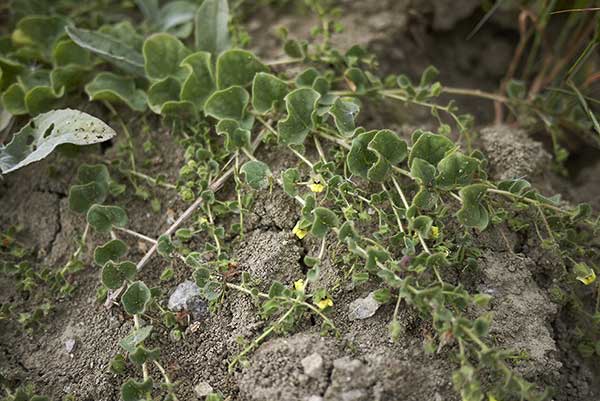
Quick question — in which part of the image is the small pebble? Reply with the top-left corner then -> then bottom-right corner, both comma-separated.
194,381 -> 213,397
168,281 -> 200,311
65,338 -> 76,353
348,292 -> 381,320
301,352 -> 324,379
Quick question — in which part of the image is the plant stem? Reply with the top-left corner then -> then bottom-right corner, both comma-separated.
123,169 -> 177,190
114,226 -> 157,244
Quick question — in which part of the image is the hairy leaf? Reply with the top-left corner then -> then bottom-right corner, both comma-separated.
216,49 -> 268,89
204,86 -> 249,121
252,72 -> 288,114
241,160 -> 271,190
94,239 -> 128,267
121,378 -> 153,401
436,152 -> 479,189
87,204 -> 128,232
408,131 -> 454,168
277,88 -> 320,145
328,97 -> 360,137
69,164 -> 110,213
143,33 -> 190,81
311,207 -> 339,238
180,51 -> 215,110
122,281 -> 151,315
85,72 -> 147,111
194,0 -> 230,55
457,184 -> 489,231
102,260 -> 136,289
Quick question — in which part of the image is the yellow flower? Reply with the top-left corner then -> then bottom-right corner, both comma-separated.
431,226 -> 440,239
577,269 -> 596,285
294,279 -> 305,291
292,223 -> 308,239
309,182 -> 325,193
316,298 -> 333,310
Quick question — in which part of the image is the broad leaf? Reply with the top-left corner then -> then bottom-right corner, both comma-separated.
102,260 -> 136,289
328,97 -> 360,136
241,160 -> 271,190
120,325 -> 153,353
347,129 -> 407,182
194,0 -> 230,56
216,119 -> 250,151
216,49 -> 268,89
13,16 -> 68,59
204,86 -> 248,121
94,239 -> 128,267
52,39 -> 91,67
122,281 -> 151,315
66,26 -> 145,76
252,72 -> 288,114
410,215 -> 433,238
87,204 -> 128,232
436,151 -> 480,189
143,33 -> 190,81
277,88 -> 320,145
409,131 -> 454,167
311,207 -> 339,238
457,184 -> 489,231
282,167 -> 300,197
85,72 -> 147,112
121,378 -> 153,401
0,109 -> 115,174
69,164 -> 110,213
180,51 -> 215,110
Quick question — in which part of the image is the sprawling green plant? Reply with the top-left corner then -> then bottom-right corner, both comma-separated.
1,1 -> 599,401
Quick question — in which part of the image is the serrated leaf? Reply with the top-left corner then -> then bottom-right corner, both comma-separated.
408,131 -> 454,168
251,72 -> 288,114
94,239 -> 128,267
204,86 -> 249,121
435,151 -> 479,189
87,204 -> 128,232
457,184 -> 489,231
328,97 -> 360,136
122,281 -> 151,315
69,164 -> 110,213
241,160 -> 271,190
277,88 -> 320,145
311,207 -> 339,238
194,0 -> 230,56
143,33 -> 190,81
121,378 -> 153,401
66,26 -> 145,76
0,109 -> 115,174
102,260 -> 137,289
216,49 -> 268,89
85,72 -> 147,112
180,51 -> 215,111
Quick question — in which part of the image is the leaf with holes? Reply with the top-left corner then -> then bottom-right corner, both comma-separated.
122,281 -> 151,315
204,86 -> 249,121
252,72 -> 288,114
0,109 -> 116,174
457,184 -> 489,231
311,207 -> 339,238
102,260 -> 137,289
143,33 -> 190,81
277,88 -> 320,145
194,0 -> 230,55
69,164 -> 110,213
241,160 -> 271,190
87,204 -> 128,232
66,26 -> 145,76
85,72 -> 147,112
216,49 -> 268,89
328,97 -> 360,137
94,239 -> 128,267
408,131 -> 454,168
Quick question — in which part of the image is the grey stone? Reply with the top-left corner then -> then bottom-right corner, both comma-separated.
301,352 -> 324,379
65,338 -> 76,353
194,381 -> 213,397
168,280 -> 200,311
347,292 -> 381,320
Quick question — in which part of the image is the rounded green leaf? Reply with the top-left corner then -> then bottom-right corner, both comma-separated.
2,83 -> 27,115
180,51 -> 215,111
251,72 -> 288,114
347,130 -> 377,178
215,119 -> 250,151
410,215 -> 433,239
457,184 -> 489,231
216,49 -> 268,89
85,72 -> 147,112
121,378 -> 153,401
204,86 -> 249,121
241,160 -> 271,190
119,325 -> 153,353
101,260 -> 136,289
87,204 -> 128,232
435,152 -> 480,189
311,207 -> 339,238
147,76 -> 181,114
94,239 -> 128,267
69,164 -> 110,213
277,88 -> 320,145
157,234 -> 175,257
408,131 -> 454,168
121,281 -> 151,315
143,33 -> 190,81
328,97 -> 360,137
410,158 -> 436,186
281,167 -> 300,197
24,85 -> 65,116
52,39 -> 91,67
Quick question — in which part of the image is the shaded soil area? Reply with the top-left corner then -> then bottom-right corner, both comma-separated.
2,2 -> 600,401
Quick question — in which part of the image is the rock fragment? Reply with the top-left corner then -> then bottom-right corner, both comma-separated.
348,292 -> 381,320
301,353 -> 324,379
